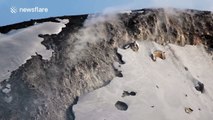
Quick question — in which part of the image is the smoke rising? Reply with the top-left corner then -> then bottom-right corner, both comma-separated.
66,8 -> 123,61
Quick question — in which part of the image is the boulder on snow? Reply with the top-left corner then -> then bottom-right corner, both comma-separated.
195,80 -> 205,93
115,101 -> 128,111
151,50 -> 166,62
185,107 -> 193,114
123,41 -> 139,52
122,91 -> 136,97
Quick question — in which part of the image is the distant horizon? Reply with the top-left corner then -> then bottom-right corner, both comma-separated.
0,0 -> 212,26
1,7 -> 212,27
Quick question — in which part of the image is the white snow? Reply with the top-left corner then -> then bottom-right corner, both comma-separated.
73,41 -> 213,120
4,96 -> 13,103
2,83 -> 12,94
6,84 -> 11,89
120,10 -> 132,14
55,18 -> 69,24
2,87 -> 11,94
0,20 -> 69,82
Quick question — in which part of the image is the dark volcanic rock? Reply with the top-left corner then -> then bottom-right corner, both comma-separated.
195,81 -> 205,93
122,91 -> 136,97
115,101 -> 128,111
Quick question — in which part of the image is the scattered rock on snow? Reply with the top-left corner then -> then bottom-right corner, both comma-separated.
123,41 -> 139,52
113,67 -> 123,77
116,71 -> 123,77
130,41 -> 139,52
115,49 -> 125,64
185,107 -> 193,114
151,50 -> 166,62
184,66 -> 188,71
122,91 -> 136,97
115,101 -> 128,111
194,80 -> 205,93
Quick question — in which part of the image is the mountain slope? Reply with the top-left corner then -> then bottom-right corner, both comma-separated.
74,41 -> 213,120
0,8 -> 213,120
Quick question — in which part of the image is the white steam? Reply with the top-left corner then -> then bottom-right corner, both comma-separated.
67,10 -> 121,60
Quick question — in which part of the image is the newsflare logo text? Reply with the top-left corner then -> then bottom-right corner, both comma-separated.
10,6 -> 48,14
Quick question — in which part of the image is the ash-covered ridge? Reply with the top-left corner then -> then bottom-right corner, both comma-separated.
0,8 -> 213,120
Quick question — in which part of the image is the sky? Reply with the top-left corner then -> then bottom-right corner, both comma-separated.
0,0 -> 213,26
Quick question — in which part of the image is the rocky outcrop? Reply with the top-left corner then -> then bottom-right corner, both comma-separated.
123,8 -> 213,49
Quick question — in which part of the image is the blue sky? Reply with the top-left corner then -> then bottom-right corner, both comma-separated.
0,0 -> 212,26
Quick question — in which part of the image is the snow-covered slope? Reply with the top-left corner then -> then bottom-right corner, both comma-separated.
0,19 -> 68,82
74,41 -> 213,120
